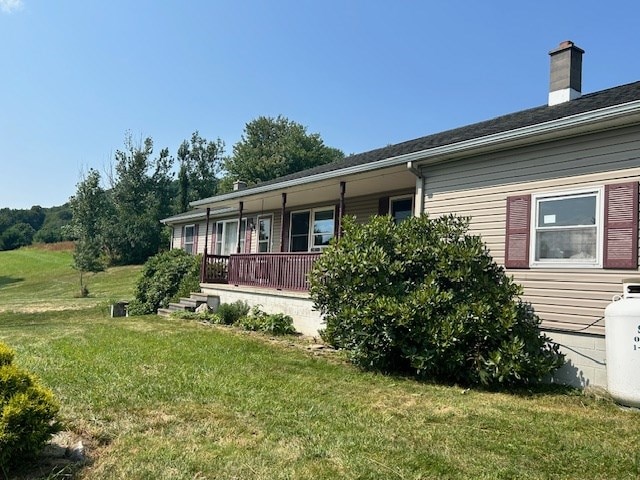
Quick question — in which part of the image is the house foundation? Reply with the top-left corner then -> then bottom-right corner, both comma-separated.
200,283 -> 324,338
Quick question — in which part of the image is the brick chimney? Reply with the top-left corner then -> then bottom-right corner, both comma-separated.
548,41 -> 584,106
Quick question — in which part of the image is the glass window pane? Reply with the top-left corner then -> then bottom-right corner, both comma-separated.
223,221 -> 238,255
258,217 -> 271,253
291,212 -> 310,235
259,218 -> 271,242
391,198 -> 413,224
185,226 -> 194,242
291,235 -> 308,252
314,234 -> 333,247
535,228 -> 597,261
313,209 -> 334,235
538,195 -> 596,227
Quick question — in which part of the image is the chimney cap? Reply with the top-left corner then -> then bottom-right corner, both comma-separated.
549,40 -> 584,55
233,180 -> 248,191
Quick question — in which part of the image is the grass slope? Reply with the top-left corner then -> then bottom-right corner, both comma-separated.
0,244 -> 140,312
1,247 -> 639,479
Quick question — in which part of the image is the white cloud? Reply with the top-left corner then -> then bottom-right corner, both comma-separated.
0,0 -> 24,13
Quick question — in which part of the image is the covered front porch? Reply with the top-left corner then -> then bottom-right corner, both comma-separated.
170,162 -> 421,335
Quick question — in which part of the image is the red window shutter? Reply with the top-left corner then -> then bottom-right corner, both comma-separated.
378,197 -> 389,216
181,225 -> 185,250
504,195 -> 531,269
604,181 -> 639,269
193,224 -> 199,254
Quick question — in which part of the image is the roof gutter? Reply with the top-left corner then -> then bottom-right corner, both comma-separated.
190,99 -> 640,208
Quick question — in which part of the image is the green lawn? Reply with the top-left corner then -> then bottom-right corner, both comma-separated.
1,246 -> 639,479
0,244 -> 140,312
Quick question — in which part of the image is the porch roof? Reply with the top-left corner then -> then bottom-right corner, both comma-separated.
160,206 -> 238,226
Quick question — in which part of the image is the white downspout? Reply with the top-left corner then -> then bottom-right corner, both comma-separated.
407,161 -> 424,217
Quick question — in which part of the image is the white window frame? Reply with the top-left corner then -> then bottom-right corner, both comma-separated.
389,195 -> 414,224
289,206 -> 335,252
214,219 -> 248,255
257,215 -> 273,253
183,224 -> 196,254
529,187 -> 604,269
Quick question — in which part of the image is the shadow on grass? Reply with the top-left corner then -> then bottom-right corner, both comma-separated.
362,365 -> 581,399
0,276 -> 24,289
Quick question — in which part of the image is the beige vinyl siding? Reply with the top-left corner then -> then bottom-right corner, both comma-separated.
195,221 -> 207,254
423,124 -> 640,334
171,226 -> 183,250
345,190 -> 415,224
344,195 -> 379,223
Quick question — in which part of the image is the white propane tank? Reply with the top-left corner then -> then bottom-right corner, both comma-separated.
605,278 -> 640,408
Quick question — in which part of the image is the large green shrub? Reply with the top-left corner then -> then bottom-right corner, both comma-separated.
0,343 -> 61,471
128,249 -> 201,315
309,215 -> 564,387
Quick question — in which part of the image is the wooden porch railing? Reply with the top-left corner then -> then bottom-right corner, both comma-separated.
201,254 -> 230,284
227,252 -> 321,291
201,252 -> 322,291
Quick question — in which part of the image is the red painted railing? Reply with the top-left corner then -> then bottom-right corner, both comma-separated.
226,252 -> 321,291
201,254 -> 230,283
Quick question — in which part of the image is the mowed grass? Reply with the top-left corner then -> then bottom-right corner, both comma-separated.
0,244 -> 140,312
1,246 -> 639,479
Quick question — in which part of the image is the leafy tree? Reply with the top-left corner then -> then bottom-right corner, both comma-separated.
0,206 -> 47,249
33,204 -> 73,244
104,134 -> 174,264
176,131 -> 224,212
309,215 -> 564,387
223,116 -> 343,188
68,169 -> 107,296
0,222 -> 35,250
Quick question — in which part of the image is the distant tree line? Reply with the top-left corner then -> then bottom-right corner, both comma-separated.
66,115 -> 343,278
1,115 -> 343,260
0,205 -> 73,251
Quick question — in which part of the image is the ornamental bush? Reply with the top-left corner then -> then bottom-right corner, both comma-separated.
309,215 -> 564,387
0,342 -> 61,471
216,300 -> 250,325
239,306 -> 296,335
128,249 -> 201,315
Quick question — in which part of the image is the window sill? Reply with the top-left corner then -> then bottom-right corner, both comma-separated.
529,261 -> 602,269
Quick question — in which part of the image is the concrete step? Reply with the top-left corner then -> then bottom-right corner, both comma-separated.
167,303 -> 194,312
190,293 -> 220,310
179,298 -> 203,308
157,308 -> 173,317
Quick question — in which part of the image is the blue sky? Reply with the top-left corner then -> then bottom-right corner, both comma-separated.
1,0 -> 640,209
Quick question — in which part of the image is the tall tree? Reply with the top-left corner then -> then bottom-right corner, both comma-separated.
223,116 -> 343,189
176,131 -> 224,212
68,169 -> 107,296
104,133 -> 174,264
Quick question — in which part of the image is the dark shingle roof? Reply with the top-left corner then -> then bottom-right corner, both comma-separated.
234,80 -> 640,194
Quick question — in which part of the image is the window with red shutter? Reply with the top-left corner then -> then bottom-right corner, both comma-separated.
505,195 -> 531,269
604,182 -> 639,269
505,182 -> 639,270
